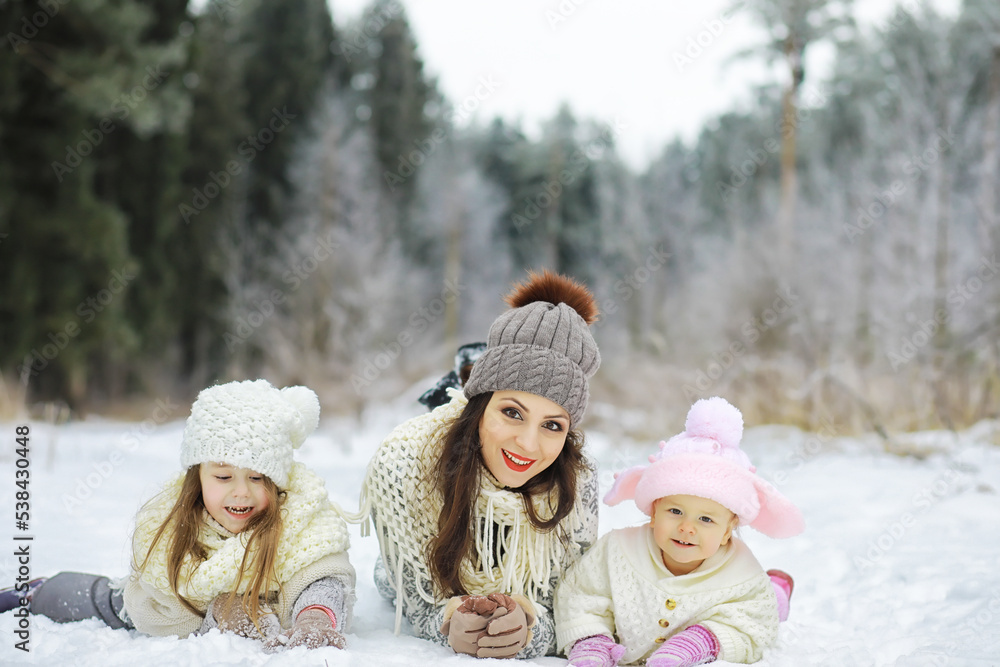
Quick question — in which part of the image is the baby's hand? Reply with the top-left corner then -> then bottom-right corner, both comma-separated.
646,625 -> 719,667
566,634 -> 626,667
645,653 -> 688,667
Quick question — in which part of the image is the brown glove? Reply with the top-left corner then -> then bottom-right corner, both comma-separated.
476,594 -> 535,659
263,607 -> 346,653
440,594 -> 535,658
441,595 -> 495,656
207,594 -> 282,642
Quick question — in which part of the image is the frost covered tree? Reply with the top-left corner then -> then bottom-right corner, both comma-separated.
733,0 -> 856,265
399,129 -> 510,358
248,89 -> 414,406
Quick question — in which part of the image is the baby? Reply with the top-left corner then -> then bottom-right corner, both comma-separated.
555,397 -> 804,666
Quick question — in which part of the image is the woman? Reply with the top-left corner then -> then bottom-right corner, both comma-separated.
363,270 -> 601,658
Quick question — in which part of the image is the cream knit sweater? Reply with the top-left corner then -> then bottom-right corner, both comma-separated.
363,390 -> 599,657
122,462 -> 355,637
554,526 -> 778,664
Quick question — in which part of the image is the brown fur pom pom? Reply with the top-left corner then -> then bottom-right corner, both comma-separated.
504,270 -> 599,325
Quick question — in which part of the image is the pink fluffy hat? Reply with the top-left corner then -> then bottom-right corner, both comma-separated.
604,397 -> 804,538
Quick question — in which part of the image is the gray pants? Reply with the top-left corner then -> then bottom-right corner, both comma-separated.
31,572 -> 132,630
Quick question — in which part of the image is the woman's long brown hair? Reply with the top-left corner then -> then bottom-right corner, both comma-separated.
135,465 -> 286,629
427,392 -> 587,598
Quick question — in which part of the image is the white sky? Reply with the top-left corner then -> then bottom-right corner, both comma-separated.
330,0 -> 959,170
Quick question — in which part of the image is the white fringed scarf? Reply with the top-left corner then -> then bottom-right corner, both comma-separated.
362,390 -> 581,633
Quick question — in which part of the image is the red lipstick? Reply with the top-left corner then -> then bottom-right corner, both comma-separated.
501,449 -> 536,472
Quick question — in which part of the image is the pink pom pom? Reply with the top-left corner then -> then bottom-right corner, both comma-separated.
684,397 -> 743,450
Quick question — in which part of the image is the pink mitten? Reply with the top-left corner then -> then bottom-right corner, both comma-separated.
646,625 -> 719,667
566,634 -> 626,667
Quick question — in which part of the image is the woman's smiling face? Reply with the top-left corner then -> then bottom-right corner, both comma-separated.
479,390 -> 570,488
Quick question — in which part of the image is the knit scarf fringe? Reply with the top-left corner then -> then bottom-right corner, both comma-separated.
364,389 -> 579,634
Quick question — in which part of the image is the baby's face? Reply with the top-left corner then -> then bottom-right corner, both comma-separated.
650,494 -> 736,576
199,462 -> 271,533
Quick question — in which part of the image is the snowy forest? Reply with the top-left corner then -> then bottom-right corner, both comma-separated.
2,0 -> 1000,438
3,2 -> 1000,666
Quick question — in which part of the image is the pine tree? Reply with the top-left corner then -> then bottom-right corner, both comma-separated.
172,0 -> 254,387
0,0 -> 190,408
262,89 -> 412,406
346,0 -> 438,264
99,0 -> 195,397
237,0 -> 337,236
475,118 -> 541,271
360,0 -> 434,195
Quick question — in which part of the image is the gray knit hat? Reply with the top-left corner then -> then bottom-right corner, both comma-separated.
464,271 -> 601,426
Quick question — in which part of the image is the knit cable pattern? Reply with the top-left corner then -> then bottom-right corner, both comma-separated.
468,344 -> 588,426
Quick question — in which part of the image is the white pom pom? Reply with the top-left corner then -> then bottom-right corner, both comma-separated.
684,396 -> 743,449
281,386 -> 320,448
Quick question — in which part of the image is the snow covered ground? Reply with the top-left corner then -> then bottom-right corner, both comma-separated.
1,383 -> 999,667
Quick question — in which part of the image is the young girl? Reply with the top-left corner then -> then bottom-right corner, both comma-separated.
18,380 -> 356,652
554,397 -> 804,666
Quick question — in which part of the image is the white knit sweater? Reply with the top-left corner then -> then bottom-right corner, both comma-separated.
554,526 -> 778,664
122,462 -> 355,637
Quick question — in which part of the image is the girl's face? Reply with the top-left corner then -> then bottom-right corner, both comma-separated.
479,390 -> 570,488
199,462 -> 271,534
651,494 -> 737,576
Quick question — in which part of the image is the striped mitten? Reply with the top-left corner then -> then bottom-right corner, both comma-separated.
646,624 -> 719,667
566,634 -> 626,667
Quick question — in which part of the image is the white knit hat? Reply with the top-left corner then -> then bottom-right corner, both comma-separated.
180,379 -> 321,488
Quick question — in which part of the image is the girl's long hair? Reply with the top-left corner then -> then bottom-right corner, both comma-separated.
135,465 -> 286,629
427,392 -> 587,598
